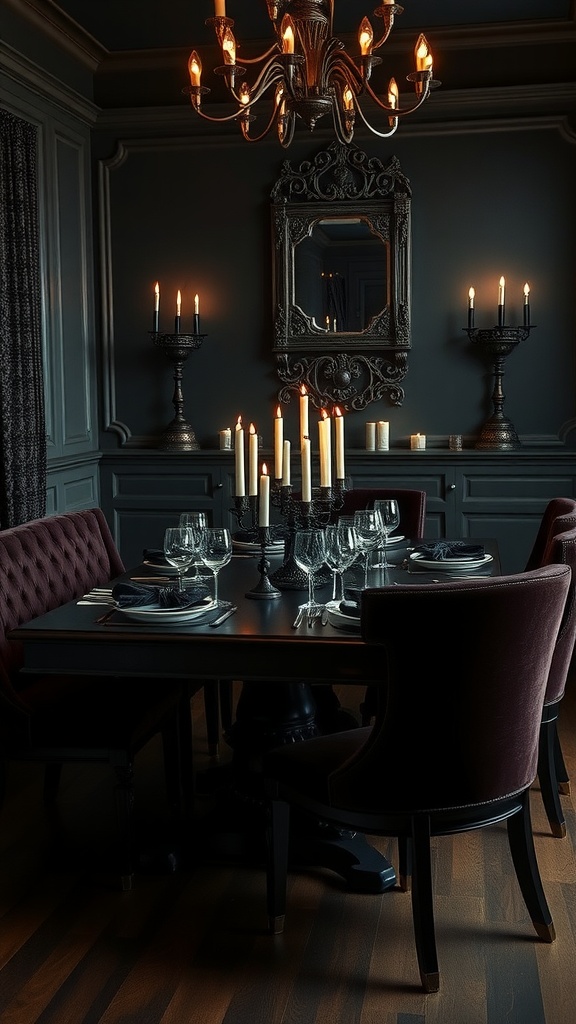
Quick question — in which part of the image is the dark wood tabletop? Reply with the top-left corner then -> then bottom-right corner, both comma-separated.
10,539 -> 500,688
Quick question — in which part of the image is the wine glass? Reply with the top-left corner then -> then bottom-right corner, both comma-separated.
199,527 -> 232,606
324,523 -> 358,602
293,529 -> 327,625
353,509 -> 383,588
373,498 -> 400,570
179,511 -> 208,576
163,527 -> 196,592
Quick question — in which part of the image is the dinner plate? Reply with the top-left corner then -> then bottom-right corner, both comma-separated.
142,559 -> 182,574
115,597 -> 216,623
325,599 -> 361,632
409,552 -> 493,571
233,540 -> 284,553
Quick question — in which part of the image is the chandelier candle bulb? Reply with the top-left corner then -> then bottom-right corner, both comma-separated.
153,282 -> 160,332
411,433 -> 426,450
365,422 -> 376,451
319,410 -> 331,489
524,282 -> 530,327
282,439 -> 291,486
376,421 -> 389,451
248,424 -> 258,496
468,286 -> 475,329
301,436 -> 312,503
274,406 -> 284,480
334,407 -> 345,480
235,416 -> 245,497
498,276 -> 505,327
175,290 -> 181,334
194,293 -> 200,335
259,464 -> 270,528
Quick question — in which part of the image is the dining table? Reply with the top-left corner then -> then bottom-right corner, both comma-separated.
9,535 -> 501,892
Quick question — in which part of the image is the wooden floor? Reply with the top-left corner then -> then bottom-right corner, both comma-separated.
1,676 -> 576,1024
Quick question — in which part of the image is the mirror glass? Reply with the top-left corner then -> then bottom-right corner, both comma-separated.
294,217 -> 388,334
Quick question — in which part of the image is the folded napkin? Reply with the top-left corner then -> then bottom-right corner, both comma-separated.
143,548 -> 171,565
112,580 -> 211,610
339,586 -> 362,618
412,541 -> 485,561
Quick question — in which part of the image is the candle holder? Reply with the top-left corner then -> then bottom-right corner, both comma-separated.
152,332 -> 206,450
245,526 -> 282,601
464,324 -> 534,450
269,480 -> 347,590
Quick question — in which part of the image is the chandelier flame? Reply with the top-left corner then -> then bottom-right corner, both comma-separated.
185,1 -> 439,147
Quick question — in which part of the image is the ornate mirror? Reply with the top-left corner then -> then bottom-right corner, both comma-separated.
271,141 -> 411,411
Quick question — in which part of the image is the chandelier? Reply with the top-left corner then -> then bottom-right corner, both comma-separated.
185,1 -> 439,147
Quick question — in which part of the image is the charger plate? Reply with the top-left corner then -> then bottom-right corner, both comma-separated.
409,551 -> 493,571
115,597 -> 216,623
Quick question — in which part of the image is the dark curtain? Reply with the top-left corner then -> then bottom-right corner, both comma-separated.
0,109 -> 46,528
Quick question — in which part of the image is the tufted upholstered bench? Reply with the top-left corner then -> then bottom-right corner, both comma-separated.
0,508 -> 192,889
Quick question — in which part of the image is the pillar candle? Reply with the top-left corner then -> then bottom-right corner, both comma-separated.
365,422 -> 376,450
318,410 -> 331,488
410,433 -> 426,450
248,423 -> 258,496
299,386 -> 309,450
274,406 -> 283,480
282,439 -> 291,486
259,464 -> 270,527
376,421 -> 389,451
301,436 -> 312,502
334,407 -> 345,480
235,417 -> 245,496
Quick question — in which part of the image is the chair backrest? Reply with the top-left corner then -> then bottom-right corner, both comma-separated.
327,566 -> 570,816
335,488 -> 426,538
539,526 -> 576,707
0,509 -> 124,709
524,497 -> 576,571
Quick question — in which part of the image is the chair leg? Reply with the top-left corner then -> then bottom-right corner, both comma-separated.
538,718 -> 566,838
265,796 -> 290,934
410,815 -> 440,993
113,762 -> 136,891
398,835 -> 411,891
554,724 -> 570,795
507,790 -> 555,942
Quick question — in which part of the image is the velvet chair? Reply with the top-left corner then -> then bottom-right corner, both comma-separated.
0,509 -> 193,890
524,496 -> 576,571
263,565 -> 569,993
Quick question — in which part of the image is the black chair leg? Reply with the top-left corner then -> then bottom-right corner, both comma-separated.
398,835 -> 411,891
410,815 -> 439,993
538,718 -> 566,838
265,796 -> 290,934
506,790 -> 555,942
554,723 -> 570,794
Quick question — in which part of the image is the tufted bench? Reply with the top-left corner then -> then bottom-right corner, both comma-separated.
0,509 -> 192,889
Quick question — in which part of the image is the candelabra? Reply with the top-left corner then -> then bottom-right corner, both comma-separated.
270,480 -> 347,590
152,332 -> 206,450
465,325 -> 534,450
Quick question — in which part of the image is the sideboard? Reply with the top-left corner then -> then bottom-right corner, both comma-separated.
98,448 -> 576,575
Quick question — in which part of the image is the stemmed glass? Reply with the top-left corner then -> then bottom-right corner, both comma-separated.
198,527 -> 232,606
293,529 -> 327,625
373,499 -> 400,570
353,509 -> 383,588
325,523 -> 359,602
163,527 -> 196,592
179,511 -> 208,576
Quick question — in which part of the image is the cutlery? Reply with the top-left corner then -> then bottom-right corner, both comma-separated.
209,605 -> 237,628
95,608 -> 117,625
292,607 -> 305,629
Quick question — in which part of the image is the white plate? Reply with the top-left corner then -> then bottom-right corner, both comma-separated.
142,560 -> 182,575
409,551 -> 493,571
233,540 -> 284,553
115,597 -> 216,623
325,599 -> 361,632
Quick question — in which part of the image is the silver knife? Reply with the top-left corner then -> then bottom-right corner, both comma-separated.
209,605 -> 237,627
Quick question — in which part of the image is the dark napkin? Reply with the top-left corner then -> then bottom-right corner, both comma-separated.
412,541 -> 485,562
112,580 -> 211,610
143,548 -> 171,565
339,586 -> 362,618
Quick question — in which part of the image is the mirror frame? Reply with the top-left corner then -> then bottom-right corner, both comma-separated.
271,141 -> 412,411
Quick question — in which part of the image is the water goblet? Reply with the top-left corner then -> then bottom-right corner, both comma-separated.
353,509 -> 383,588
373,498 -> 400,570
325,523 -> 358,602
163,527 -> 196,592
293,529 -> 327,625
199,527 -> 232,606
179,511 -> 208,576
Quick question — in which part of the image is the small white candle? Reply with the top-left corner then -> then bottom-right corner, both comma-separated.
301,436 -> 312,502
259,463 -> 270,527
410,433 -> 426,450
248,423 -> 258,496
334,406 -> 345,480
299,385 -> 309,450
376,421 -> 389,451
235,416 -> 245,496
365,422 -> 376,450
282,439 -> 291,486
274,406 -> 283,480
219,428 -> 231,450
318,410 -> 331,488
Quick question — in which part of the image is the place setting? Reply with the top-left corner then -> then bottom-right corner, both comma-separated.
405,540 -> 494,578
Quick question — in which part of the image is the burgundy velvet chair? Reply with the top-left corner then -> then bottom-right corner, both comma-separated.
0,509 -> 193,889
524,497 -> 576,571
534,525 -> 576,836
263,565 -> 569,993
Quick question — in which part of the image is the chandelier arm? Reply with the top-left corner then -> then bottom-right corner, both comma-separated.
330,90 -> 354,145
233,60 -> 286,108
233,43 -> 280,66
326,51 -> 364,94
241,103 -> 285,143
352,97 -> 398,139
362,75 -> 431,117
188,103 -> 256,124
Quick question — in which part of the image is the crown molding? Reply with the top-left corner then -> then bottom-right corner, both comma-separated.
2,0 -> 107,71
0,39 -> 99,123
